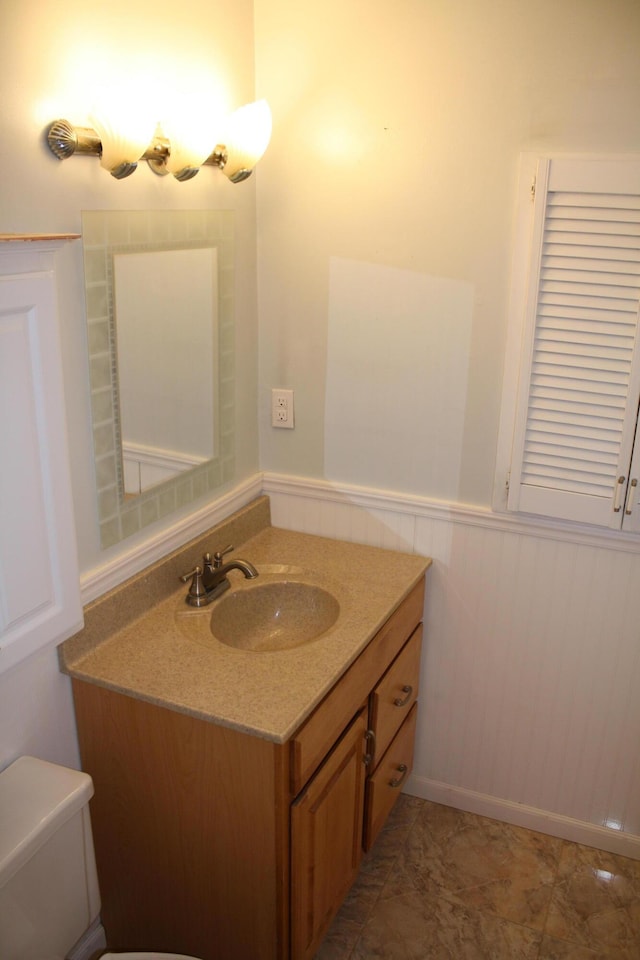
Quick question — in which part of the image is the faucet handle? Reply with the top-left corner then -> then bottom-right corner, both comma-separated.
212,544 -> 234,568
179,565 -> 203,583
179,566 -> 208,606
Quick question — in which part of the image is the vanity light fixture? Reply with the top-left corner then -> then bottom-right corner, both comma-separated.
218,99 -> 273,183
46,99 -> 272,183
89,107 -> 158,180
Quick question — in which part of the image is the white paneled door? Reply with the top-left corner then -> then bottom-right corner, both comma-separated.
0,239 -> 82,674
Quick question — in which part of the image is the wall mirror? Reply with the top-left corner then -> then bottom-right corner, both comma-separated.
82,210 -> 235,548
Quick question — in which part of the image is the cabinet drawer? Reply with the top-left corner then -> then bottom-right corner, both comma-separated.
363,703 -> 418,851
368,624 -> 422,769
290,579 -> 425,796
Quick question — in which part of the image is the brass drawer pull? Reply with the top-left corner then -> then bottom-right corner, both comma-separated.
393,685 -> 413,708
389,763 -> 408,788
363,728 -> 376,766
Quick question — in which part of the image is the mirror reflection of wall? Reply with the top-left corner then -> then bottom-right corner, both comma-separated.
114,247 -> 218,495
82,210 -> 235,549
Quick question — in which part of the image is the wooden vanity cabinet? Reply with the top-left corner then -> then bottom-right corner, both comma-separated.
71,577 -> 425,960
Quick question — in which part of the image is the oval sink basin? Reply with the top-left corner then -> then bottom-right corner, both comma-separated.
210,580 -> 340,652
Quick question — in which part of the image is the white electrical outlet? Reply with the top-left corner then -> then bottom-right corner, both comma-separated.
271,388 -> 295,429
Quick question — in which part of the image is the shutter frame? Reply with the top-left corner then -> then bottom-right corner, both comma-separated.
507,157 -> 640,529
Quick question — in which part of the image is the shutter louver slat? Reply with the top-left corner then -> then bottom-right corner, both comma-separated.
525,417 -> 622,442
528,405 -> 624,427
543,268 -> 640,287
542,244 -> 640,262
530,403 -> 626,421
534,316 -> 634,338
517,179 -> 640,522
532,361 -> 630,385
545,231 -> 640,250
535,326 -> 635,350
526,434 -> 619,456
538,305 -> 637,325
542,255 -> 640,275
532,354 -> 631,376
520,474 -> 615,498
548,192 -> 640,211
540,283 -> 639,304
535,341 -> 631,362
529,381 -> 628,406
548,218 -> 640,235
524,461 -> 618,484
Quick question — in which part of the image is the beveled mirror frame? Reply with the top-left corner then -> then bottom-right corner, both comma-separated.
82,209 -> 235,548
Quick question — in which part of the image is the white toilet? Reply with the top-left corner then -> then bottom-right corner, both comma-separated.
0,756 -> 201,960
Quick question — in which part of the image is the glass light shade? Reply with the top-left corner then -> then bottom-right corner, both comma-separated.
222,99 -> 272,181
163,111 -> 223,178
90,109 -> 156,175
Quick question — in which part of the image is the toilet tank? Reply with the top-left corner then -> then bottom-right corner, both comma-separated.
0,756 -> 101,960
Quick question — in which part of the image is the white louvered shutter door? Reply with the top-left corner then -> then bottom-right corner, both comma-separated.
508,157 -> 640,529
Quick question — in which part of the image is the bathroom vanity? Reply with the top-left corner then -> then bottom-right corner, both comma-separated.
61,498 -> 430,960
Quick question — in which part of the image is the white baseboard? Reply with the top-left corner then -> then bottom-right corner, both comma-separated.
406,774 -> 640,860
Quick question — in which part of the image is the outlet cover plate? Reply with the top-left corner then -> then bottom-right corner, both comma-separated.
271,388 -> 294,428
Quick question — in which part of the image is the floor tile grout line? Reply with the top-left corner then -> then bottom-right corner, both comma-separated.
344,799 -> 426,958
529,836 -> 567,958
317,797 -> 640,958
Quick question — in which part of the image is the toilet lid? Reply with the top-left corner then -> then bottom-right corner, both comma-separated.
101,954 -> 202,959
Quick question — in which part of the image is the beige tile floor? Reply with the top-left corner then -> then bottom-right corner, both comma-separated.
315,796 -> 640,960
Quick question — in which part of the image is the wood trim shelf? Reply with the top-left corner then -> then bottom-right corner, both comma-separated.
0,233 -> 80,242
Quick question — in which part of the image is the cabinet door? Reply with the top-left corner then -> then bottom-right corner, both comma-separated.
291,708 -> 367,960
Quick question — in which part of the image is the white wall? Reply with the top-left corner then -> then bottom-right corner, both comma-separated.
254,0 -> 640,850
254,0 -> 640,506
0,0 -> 260,771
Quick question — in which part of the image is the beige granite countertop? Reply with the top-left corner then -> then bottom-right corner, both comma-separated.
60,498 -> 430,743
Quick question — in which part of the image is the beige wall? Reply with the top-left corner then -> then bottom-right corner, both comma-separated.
254,0 -> 640,506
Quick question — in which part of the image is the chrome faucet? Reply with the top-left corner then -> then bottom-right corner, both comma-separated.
180,544 -> 258,606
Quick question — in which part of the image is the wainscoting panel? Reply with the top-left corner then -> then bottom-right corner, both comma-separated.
265,474 -> 640,858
